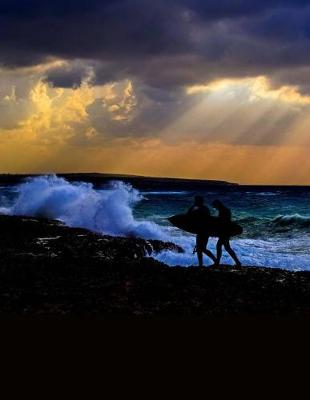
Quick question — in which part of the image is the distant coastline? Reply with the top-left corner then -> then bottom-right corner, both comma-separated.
0,173 -> 238,190
1,173 -> 310,188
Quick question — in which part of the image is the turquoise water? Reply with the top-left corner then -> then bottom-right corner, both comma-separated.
1,177 -> 310,270
135,187 -> 310,270
136,187 -> 310,239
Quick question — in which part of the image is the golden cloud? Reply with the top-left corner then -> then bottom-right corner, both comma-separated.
187,76 -> 310,105
1,63 -> 310,184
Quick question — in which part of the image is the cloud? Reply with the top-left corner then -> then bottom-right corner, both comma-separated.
0,86 -> 33,129
1,68 -> 309,148
2,0 -> 310,184
1,0 -> 310,93
1,69 -> 310,183
43,61 -> 94,88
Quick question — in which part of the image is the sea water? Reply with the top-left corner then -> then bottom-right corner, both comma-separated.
0,175 -> 310,271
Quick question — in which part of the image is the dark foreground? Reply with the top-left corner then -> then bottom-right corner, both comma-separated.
0,215 -> 309,318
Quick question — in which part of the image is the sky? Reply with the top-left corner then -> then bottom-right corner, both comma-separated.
1,0 -> 310,184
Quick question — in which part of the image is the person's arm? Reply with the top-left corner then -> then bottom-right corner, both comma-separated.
222,208 -> 231,221
187,205 -> 195,214
205,207 -> 211,217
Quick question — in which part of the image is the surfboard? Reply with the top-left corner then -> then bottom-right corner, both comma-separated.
168,214 -> 243,237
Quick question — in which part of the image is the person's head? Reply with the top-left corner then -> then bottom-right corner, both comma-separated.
194,195 -> 204,206
212,199 -> 223,210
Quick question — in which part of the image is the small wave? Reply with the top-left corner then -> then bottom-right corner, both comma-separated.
255,192 -> 279,196
141,191 -> 190,195
245,192 -> 279,196
236,216 -> 260,223
272,214 -> 310,228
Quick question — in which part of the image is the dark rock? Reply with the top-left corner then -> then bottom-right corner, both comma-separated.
0,214 -> 309,318
0,214 -> 183,262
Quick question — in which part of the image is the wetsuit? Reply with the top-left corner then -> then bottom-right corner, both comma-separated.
187,205 -> 216,266
216,205 -> 241,266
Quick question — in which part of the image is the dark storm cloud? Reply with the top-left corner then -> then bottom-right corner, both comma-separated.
43,62 -> 91,88
1,0 -> 310,91
179,0 -> 310,19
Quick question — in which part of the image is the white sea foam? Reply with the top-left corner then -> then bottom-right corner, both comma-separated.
273,214 -> 310,226
141,191 -> 190,195
1,175 -> 310,270
256,192 -> 279,196
154,237 -> 310,270
1,175 -> 169,240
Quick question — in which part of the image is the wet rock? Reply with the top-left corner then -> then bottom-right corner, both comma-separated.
0,214 -> 309,318
0,214 -> 183,262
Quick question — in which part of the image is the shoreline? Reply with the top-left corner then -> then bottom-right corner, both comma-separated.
0,214 -> 309,318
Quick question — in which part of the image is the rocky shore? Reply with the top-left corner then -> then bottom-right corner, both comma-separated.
0,214 -> 309,318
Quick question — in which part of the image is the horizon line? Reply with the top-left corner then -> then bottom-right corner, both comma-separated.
0,171 -> 310,186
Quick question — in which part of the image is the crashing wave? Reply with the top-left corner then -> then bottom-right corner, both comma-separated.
272,214 -> 310,228
0,175 -> 169,240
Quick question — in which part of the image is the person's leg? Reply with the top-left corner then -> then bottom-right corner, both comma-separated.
223,239 -> 241,266
202,237 -> 217,263
196,235 -> 204,267
216,239 -> 223,265
197,250 -> 203,267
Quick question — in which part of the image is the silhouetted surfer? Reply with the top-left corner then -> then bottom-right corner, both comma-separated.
188,196 -> 217,267
212,199 -> 241,268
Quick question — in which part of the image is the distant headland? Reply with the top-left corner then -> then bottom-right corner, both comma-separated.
0,173 -> 238,190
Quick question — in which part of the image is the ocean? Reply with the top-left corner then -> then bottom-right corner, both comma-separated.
0,174 -> 310,270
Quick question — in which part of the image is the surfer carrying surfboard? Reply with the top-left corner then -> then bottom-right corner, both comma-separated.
168,198 -> 243,267
187,196 -> 217,267
212,200 -> 242,268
